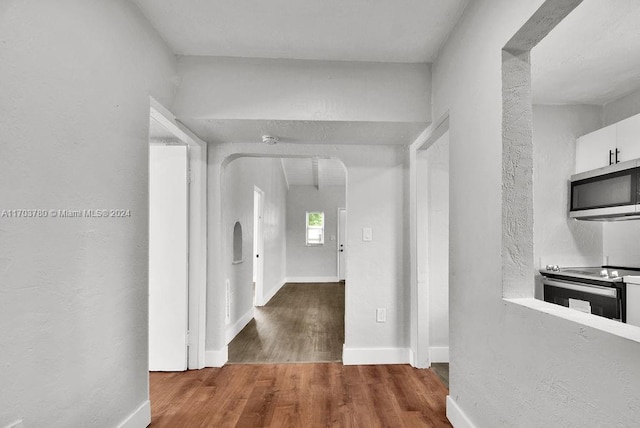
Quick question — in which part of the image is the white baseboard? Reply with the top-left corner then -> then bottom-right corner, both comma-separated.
342,346 -> 411,365
430,346 -> 450,363
285,276 -> 340,283
226,307 -> 255,344
117,400 -> 150,428
205,346 -> 228,367
446,396 -> 476,428
261,278 -> 287,305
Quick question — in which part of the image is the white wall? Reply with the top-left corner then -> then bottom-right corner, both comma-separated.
208,144 -> 409,364
0,1 -> 176,427
603,87 -> 640,126
533,105 -> 604,289
286,185 -> 346,281
222,157 -> 287,331
433,0 -> 640,426
173,56 -> 431,123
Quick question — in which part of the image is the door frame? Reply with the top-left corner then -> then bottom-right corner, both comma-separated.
150,98 -> 207,370
253,186 -> 265,306
337,207 -> 346,281
409,112 -> 449,368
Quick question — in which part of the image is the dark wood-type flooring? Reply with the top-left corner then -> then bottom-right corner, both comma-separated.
228,283 -> 345,364
431,363 -> 449,389
149,363 -> 452,427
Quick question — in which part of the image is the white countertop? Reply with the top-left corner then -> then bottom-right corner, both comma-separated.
624,275 -> 640,285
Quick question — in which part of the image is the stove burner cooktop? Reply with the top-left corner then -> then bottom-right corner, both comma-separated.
541,265 -> 640,282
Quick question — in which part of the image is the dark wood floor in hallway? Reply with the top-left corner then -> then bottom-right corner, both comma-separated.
149,363 -> 452,427
228,282 -> 345,364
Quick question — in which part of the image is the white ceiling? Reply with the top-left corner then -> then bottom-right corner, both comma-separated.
281,158 -> 346,187
532,0 -> 640,105
130,0 -> 469,63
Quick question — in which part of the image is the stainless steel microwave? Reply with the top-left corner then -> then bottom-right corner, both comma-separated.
570,158 -> 640,221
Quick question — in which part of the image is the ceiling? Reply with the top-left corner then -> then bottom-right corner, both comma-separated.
281,158 -> 346,187
131,0 -> 469,63
532,0 -> 640,105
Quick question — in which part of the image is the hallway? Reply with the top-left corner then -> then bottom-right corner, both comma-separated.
228,283 -> 345,364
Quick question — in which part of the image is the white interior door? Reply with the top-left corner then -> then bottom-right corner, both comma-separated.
253,187 -> 264,306
149,144 -> 189,372
338,208 -> 346,281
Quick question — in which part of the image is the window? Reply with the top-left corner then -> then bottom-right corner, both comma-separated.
306,212 -> 324,245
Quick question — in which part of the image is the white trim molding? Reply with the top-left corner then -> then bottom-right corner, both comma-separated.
205,347 -> 228,367
342,346 -> 411,365
117,400 -> 150,428
226,308 -> 255,344
446,396 -> 477,428
285,276 -> 340,284
429,346 -> 450,363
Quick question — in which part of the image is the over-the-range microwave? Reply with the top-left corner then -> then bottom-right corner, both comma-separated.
570,158 -> 640,221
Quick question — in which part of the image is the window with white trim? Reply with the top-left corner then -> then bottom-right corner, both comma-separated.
306,212 -> 324,245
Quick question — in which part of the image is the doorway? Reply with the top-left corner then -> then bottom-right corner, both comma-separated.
415,118 -> 450,370
223,156 -> 347,364
147,99 -> 207,371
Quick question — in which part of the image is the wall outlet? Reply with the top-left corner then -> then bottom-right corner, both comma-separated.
376,308 -> 386,323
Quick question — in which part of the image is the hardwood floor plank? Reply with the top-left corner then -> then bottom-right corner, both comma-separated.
228,283 -> 345,364
150,363 -> 451,428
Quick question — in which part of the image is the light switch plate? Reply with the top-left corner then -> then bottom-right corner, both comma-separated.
362,227 -> 373,242
376,308 -> 386,323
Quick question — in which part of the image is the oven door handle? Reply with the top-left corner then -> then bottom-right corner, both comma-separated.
543,279 -> 618,298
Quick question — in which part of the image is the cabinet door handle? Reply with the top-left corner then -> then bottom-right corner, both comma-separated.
616,148 -> 620,164
609,149 -> 614,165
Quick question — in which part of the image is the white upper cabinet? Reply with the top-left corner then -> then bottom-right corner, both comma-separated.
575,112 -> 640,173
616,114 -> 640,163
575,124 -> 616,173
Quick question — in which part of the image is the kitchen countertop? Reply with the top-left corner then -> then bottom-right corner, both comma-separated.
624,275 -> 640,285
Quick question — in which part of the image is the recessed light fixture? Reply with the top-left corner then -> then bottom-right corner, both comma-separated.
262,135 -> 278,145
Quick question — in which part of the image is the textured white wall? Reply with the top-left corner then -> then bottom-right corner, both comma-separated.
533,105 -> 603,288
433,0 -> 640,426
0,1 -> 176,427
222,157 -> 288,323
286,185 -> 346,280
